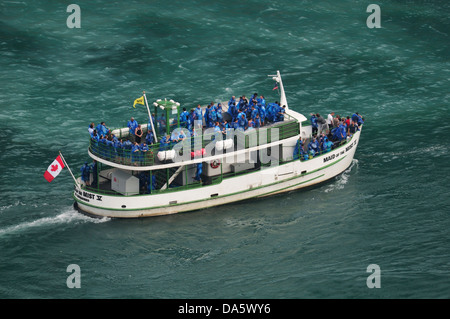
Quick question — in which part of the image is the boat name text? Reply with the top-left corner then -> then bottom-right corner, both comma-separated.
74,187 -> 102,202
323,139 -> 357,163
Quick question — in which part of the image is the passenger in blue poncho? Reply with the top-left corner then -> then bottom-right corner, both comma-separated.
180,107 -> 189,128
228,101 -> 237,121
254,114 -> 261,128
204,105 -> 213,128
91,160 -> 97,187
159,135 -> 171,151
310,113 -> 318,136
265,103 -> 275,123
80,162 -> 91,186
147,174 -> 157,193
187,109 -> 194,131
238,113 -> 247,130
251,105 -> 258,121
210,106 -> 218,124
337,122 -> 347,141
96,122 -> 110,137
308,137 -> 320,157
194,104 -> 203,128
323,137 -> 333,153
127,117 -> 138,142
352,112 -> 364,126
131,142 -> 141,164
194,162 -> 202,181
293,138 -> 308,160
114,138 -> 123,157
257,95 -> 266,107
348,120 -> 357,136
277,105 -> 286,122
216,103 -> 223,123
258,105 -> 266,126
145,130 -> 154,145
228,96 -> 236,108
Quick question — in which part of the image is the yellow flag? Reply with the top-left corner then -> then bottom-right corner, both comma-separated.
133,96 -> 145,108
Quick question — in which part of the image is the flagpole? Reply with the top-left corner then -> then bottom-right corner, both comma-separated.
143,91 -> 158,143
59,151 -> 79,187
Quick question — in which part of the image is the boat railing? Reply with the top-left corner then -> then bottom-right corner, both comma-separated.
88,114 -> 300,167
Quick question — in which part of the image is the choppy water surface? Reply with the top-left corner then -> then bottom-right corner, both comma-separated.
0,0 -> 449,299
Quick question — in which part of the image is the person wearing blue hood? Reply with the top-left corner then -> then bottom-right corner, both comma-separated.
293,138 -> 302,160
80,162 -> 91,186
131,142 -> 141,165
145,130 -> 154,145
352,112 -> 364,126
310,113 -> 318,136
228,96 -> 236,109
257,95 -> 266,107
187,109 -> 194,131
204,104 -> 213,128
258,104 -> 266,126
238,112 -> 248,130
254,113 -> 261,128
216,103 -> 223,123
122,139 -> 132,162
194,104 -> 203,128
323,136 -> 333,153
210,104 -> 218,124
114,138 -> 123,158
159,134 -> 171,151
180,107 -> 189,128
228,101 -> 237,121
348,120 -> 357,136
308,137 -> 320,157
194,162 -> 202,182
337,121 -> 347,141
96,122 -> 110,138
265,102 -> 275,123
251,105 -> 258,122
90,160 -> 98,187
147,173 -> 157,193
127,117 -> 138,143
277,105 -> 286,122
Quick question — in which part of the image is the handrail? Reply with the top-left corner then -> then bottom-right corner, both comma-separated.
89,115 -> 300,168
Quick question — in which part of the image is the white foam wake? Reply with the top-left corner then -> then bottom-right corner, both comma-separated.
324,159 -> 359,193
0,207 -> 110,237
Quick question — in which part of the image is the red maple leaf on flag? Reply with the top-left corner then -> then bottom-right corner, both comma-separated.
51,164 -> 59,172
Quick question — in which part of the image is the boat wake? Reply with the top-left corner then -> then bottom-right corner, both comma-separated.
0,207 -> 110,238
323,159 -> 359,193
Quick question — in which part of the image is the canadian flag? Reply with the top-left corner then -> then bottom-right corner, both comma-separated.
44,155 -> 65,182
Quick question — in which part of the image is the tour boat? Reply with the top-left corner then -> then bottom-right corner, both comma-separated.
72,71 -> 363,218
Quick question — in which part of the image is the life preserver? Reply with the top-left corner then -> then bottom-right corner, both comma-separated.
210,160 -> 220,169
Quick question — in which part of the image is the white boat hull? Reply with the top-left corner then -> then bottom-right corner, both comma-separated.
74,130 -> 362,218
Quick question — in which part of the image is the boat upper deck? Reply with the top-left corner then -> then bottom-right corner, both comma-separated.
88,109 -> 304,170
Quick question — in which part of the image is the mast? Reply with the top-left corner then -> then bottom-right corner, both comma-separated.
143,91 -> 158,143
59,151 -> 80,187
269,70 -> 288,109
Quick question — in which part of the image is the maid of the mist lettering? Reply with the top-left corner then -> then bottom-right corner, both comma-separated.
366,4 -> 381,29
66,4 -> 81,28
366,264 -> 381,288
67,264 -> 81,288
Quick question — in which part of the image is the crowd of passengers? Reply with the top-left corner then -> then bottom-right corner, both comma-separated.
87,93 -> 287,158
192,93 -> 287,132
294,112 -> 364,161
